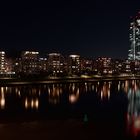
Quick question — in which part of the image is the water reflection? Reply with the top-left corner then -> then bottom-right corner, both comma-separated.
0,81 -> 133,108
25,98 -> 39,109
69,88 -> 79,104
0,87 -> 5,109
127,80 -> 140,137
100,82 -> 110,100
47,84 -> 62,104
0,80 -> 140,137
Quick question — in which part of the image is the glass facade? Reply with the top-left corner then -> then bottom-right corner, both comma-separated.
128,13 -> 140,60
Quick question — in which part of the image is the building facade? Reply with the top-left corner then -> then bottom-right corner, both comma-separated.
21,51 -> 39,74
68,55 -> 80,76
48,53 -> 64,76
128,12 -> 140,60
81,58 -> 93,75
96,57 -> 112,75
0,51 -> 6,74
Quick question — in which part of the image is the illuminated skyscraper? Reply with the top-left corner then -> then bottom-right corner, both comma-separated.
128,12 -> 140,60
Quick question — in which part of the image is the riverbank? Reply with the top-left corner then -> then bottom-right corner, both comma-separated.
0,75 -> 139,85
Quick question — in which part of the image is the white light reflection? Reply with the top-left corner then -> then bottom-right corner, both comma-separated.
48,84 -> 61,104
118,81 -> 121,91
18,90 -> 21,97
5,87 -> 8,92
69,94 -> 77,103
1,87 -> 4,94
24,98 -> 39,109
69,84 -> 80,104
127,80 -> 140,136
85,82 -> 88,92
69,91 -> 79,104
0,97 -> 5,109
124,80 -> 129,93
100,82 -> 110,100
72,83 -> 75,92
31,100 -> 34,108
35,99 -> 39,108
0,87 -> 5,109
25,98 -> 28,109
92,85 -> 94,91
38,89 -> 41,96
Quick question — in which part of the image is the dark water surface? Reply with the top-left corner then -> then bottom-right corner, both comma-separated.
0,80 -> 140,139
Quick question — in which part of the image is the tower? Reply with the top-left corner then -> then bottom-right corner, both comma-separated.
128,12 -> 140,60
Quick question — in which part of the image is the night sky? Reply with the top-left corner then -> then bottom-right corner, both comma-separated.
0,0 -> 140,59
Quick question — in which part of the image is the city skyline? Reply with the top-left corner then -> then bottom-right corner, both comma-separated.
0,1 -> 140,59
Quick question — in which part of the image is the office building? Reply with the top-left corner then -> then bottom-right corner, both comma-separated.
68,55 -> 80,76
96,57 -> 112,75
128,12 -> 140,60
21,51 -> 39,74
48,53 -> 64,76
81,58 -> 93,75
0,51 -> 6,74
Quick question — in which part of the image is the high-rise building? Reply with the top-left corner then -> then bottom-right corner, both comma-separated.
0,51 -> 15,77
39,58 -> 47,72
21,51 -> 39,74
68,55 -> 80,76
48,53 -> 64,76
128,12 -> 140,60
0,51 -> 6,73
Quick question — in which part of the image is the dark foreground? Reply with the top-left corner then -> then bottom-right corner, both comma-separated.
0,120 -> 139,140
